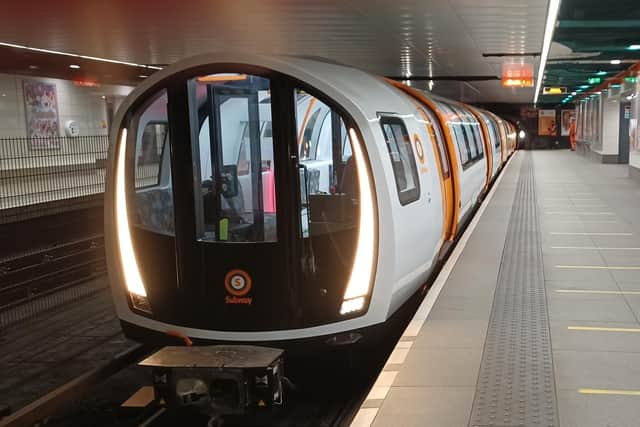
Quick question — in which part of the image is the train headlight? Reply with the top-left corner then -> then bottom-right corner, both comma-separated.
340,129 -> 375,316
116,129 -> 151,313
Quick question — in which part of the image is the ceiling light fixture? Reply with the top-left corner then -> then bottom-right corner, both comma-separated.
0,41 -> 162,70
627,44 -> 640,51
534,0 -> 562,105
610,59 -> 621,65
69,64 -> 80,69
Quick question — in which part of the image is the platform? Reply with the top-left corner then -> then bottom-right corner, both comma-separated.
353,150 -> 640,427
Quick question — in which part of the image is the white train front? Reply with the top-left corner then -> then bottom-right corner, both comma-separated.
104,53 -> 515,347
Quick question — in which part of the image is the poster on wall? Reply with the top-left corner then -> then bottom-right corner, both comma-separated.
22,80 -> 61,149
538,109 -> 557,136
561,110 -> 576,136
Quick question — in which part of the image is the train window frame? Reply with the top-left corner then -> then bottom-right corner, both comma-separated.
489,119 -> 501,149
127,88 -> 177,237
379,115 -> 421,206
420,106 -> 450,179
437,102 -> 471,169
135,120 -> 170,189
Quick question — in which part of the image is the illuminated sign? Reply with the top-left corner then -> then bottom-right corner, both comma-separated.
587,77 -> 602,84
73,80 -> 99,87
502,63 -> 534,87
624,76 -> 638,83
543,87 -> 567,95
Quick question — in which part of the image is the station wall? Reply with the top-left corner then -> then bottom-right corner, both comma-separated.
0,73 -> 132,138
631,79 -> 640,173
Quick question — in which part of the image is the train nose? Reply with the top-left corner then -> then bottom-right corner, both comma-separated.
111,70 -> 377,331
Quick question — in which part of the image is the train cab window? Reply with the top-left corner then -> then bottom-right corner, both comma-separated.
380,116 -> 420,205
132,89 -> 175,236
188,74 -> 277,243
295,89 -> 357,239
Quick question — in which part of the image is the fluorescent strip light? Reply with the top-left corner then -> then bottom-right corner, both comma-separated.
628,44 -> 640,51
0,41 -> 162,70
533,0 -> 562,105
340,129 -> 376,314
610,59 -> 621,65
116,129 -> 147,297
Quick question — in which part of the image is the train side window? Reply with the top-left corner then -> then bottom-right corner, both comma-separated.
380,116 -> 420,205
467,112 -> 485,158
438,102 -> 470,167
131,89 -> 175,236
490,120 -> 501,149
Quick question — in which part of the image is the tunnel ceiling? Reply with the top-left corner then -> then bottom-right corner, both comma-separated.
0,0 -> 548,104
540,0 -> 640,105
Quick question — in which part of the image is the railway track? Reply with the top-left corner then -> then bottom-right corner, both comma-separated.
0,235 -> 106,328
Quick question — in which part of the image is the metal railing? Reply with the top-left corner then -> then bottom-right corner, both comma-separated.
0,135 -> 109,223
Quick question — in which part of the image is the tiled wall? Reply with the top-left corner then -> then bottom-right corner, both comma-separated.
0,73 -> 132,138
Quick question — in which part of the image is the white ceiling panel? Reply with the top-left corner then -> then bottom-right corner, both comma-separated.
0,0 -> 549,102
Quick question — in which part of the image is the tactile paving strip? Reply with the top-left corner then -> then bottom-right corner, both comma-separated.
469,153 -> 558,427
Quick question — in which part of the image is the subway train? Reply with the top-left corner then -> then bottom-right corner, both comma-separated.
104,53 -> 515,350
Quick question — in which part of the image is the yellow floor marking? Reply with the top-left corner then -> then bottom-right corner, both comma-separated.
549,232 -> 631,236
351,408 -> 379,427
555,265 -> 640,270
546,212 -> 614,215
556,289 -> 640,295
579,388 -> 640,396
568,326 -> 640,332
551,246 -> 640,250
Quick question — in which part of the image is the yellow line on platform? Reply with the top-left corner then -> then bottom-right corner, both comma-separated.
551,246 -> 640,250
549,232 -> 632,236
568,326 -> 640,333
579,388 -> 640,396
555,265 -> 640,270
556,289 -> 640,295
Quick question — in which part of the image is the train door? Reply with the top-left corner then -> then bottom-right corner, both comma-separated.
182,73 -> 296,331
416,105 -> 455,244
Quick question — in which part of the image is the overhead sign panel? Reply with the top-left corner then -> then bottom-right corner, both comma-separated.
502,63 -> 534,88
543,86 -> 567,95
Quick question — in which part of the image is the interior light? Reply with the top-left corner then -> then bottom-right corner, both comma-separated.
610,59 -> 621,65
197,73 -> 247,82
0,41 -> 162,70
628,44 -> 640,51
518,130 -> 526,139
138,74 -> 148,79
116,129 -> 148,299
533,0 -> 562,104
69,64 -> 80,69
340,129 -> 375,315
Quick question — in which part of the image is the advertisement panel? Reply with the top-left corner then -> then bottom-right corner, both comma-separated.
538,109 -> 557,136
22,80 -> 60,149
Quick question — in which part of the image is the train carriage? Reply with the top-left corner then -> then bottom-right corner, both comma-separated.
105,53 -> 512,348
